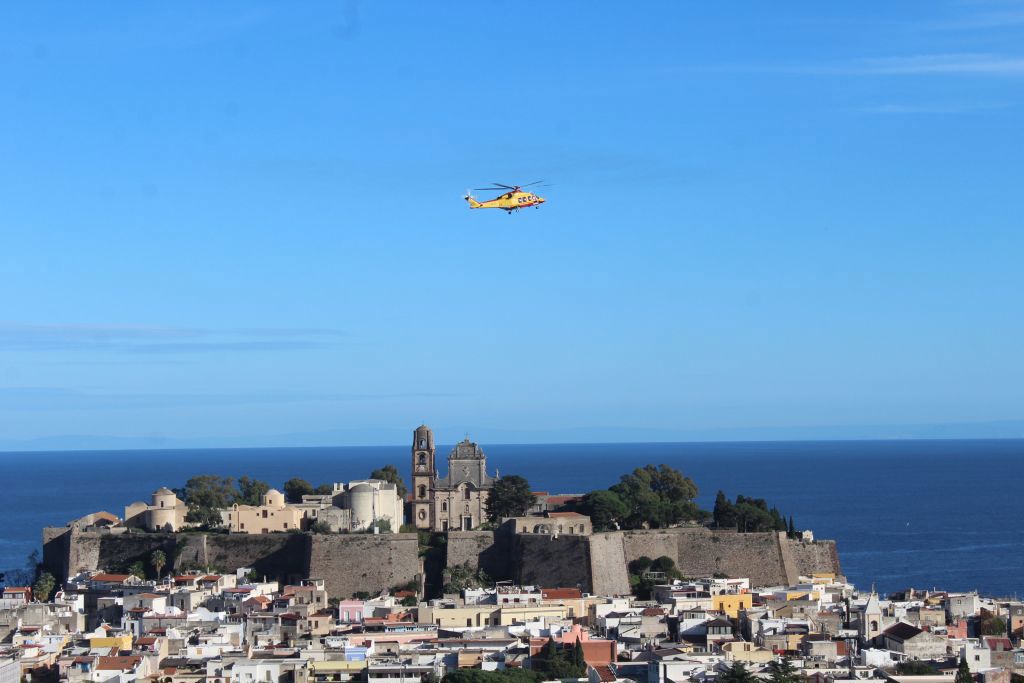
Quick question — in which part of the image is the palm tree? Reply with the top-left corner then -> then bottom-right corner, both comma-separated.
151,549 -> 167,579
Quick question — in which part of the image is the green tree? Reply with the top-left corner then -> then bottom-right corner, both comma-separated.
979,614 -> 1006,636
954,658 -> 973,683
485,475 -> 536,523
442,562 -> 491,593
370,464 -> 408,499
283,478 -> 314,503
180,475 -> 235,527
314,483 -> 334,496
767,658 -> 803,683
719,662 -> 756,683
572,639 -> 586,669
310,520 -> 333,533
444,670 -> 541,683
128,561 -> 146,579
610,464 -> 702,529
578,490 -> 628,531
713,491 -> 738,529
532,636 -> 585,679
236,477 -> 270,505
33,572 -> 56,602
150,550 -> 167,578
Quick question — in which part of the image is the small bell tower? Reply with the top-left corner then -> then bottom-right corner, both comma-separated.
411,425 -> 436,530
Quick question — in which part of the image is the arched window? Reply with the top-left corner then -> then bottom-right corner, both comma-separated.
442,501 -> 447,512
418,485 -> 427,499
418,453 -> 426,465
870,620 -> 878,631
464,486 -> 472,500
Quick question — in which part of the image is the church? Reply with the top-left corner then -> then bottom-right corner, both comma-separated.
410,425 -> 496,531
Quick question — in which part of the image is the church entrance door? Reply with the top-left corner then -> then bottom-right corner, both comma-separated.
462,516 -> 472,531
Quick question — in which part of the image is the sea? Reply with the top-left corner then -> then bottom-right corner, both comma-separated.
3,439 -> 1022,597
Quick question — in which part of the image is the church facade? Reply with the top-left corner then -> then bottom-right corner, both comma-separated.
411,425 -> 496,531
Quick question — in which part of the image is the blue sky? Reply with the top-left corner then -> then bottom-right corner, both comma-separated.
1,2 -> 1022,448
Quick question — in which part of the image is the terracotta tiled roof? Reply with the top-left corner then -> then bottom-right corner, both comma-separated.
542,588 -> 583,600
91,573 -> 131,582
96,656 -> 142,671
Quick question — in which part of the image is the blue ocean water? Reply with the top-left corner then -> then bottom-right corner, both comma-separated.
3,439 -> 1022,597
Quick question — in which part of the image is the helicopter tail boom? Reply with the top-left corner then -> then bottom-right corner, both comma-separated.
464,194 -> 483,209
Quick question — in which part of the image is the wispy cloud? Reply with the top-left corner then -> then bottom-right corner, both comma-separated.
856,102 -> 1006,114
699,53 -> 1024,77
925,9 -> 1024,31
0,386 -> 463,411
0,322 -> 343,354
843,53 -> 1024,75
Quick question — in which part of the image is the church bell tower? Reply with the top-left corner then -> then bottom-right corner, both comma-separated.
411,425 -> 436,530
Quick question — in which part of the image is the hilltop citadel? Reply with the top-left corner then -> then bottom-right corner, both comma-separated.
15,428 -> 1018,683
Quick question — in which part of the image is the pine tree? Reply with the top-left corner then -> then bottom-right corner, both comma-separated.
787,516 -> 796,537
720,662 -> 755,683
955,657 -> 973,683
573,639 -> 586,669
768,658 -> 802,683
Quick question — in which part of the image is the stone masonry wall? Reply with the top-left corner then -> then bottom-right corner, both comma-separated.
785,537 -> 842,579
588,532 -> 631,596
621,528 -> 790,586
45,529 -> 420,599
513,534 -> 592,589
445,530 -> 515,581
46,525 -> 840,599
308,533 -> 420,598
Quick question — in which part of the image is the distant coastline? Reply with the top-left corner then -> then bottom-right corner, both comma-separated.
1,422 -> 1023,453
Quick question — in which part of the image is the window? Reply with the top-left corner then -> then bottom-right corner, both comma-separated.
442,501 -> 447,512
262,510 -> 268,519
419,485 -> 427,499
464,487 -> 471,500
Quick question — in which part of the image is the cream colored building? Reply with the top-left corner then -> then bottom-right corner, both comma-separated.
418,603 -> 569,629
223,489 -> 303,534
333,479 -> 404,533
124,487 -> 189,532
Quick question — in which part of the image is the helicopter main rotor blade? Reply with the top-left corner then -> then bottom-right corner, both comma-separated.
519,180 -> 545,187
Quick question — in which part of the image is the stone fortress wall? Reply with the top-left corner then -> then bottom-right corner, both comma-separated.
45,524 -> 840,599
43,527 -> 421,599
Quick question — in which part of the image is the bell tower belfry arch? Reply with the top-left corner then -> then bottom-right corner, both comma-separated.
411,425 -> 436,529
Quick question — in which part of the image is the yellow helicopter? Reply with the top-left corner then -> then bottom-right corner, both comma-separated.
464,181 -> 548,213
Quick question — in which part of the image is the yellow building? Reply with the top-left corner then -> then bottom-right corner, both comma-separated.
721,641 -> 774,663
88,634 -> 134,651
713,593 -> 754,618
223,489 -> 304,534
419,603 -> 568,629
